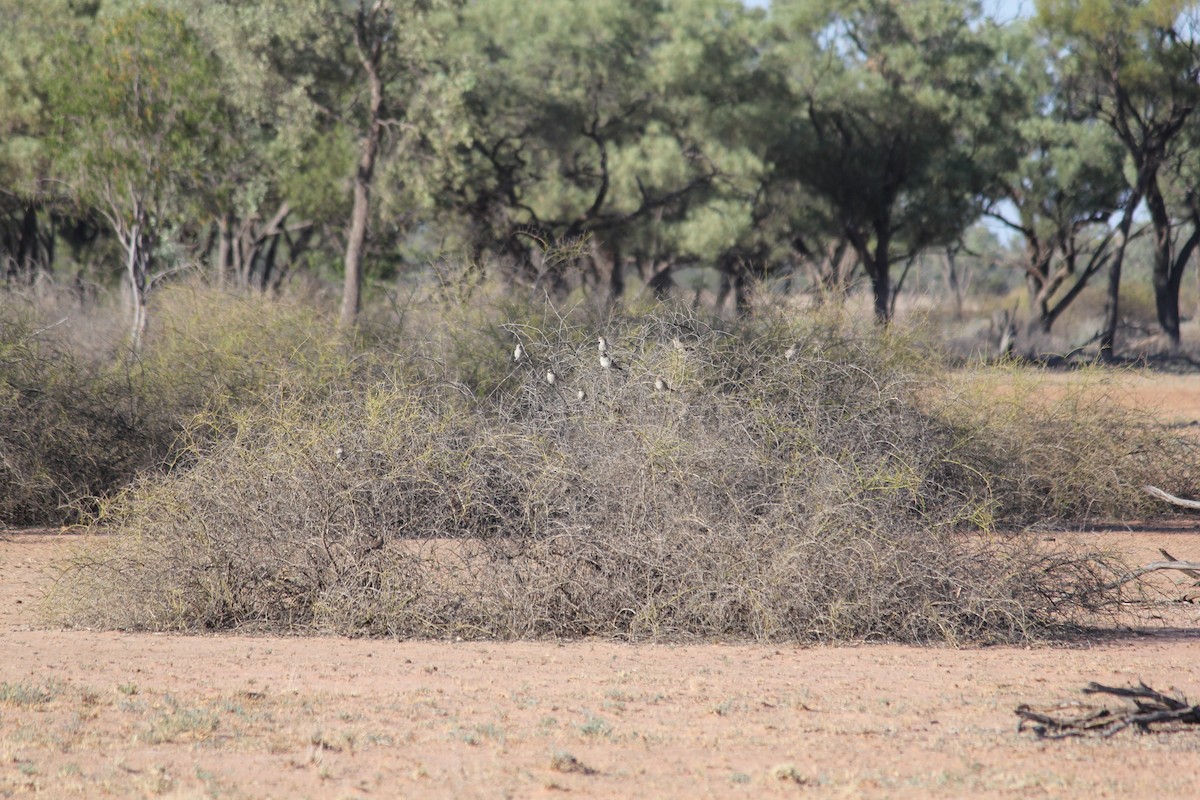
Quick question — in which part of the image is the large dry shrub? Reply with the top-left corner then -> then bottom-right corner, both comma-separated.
48,307 -> 1152,643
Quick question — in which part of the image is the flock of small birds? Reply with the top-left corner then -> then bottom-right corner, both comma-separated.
511,334 -> 800,397
511,334 -> 676,396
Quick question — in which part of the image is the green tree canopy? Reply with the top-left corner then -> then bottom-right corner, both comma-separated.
766,0 -> 1019,321
47,2 -> 232,345
1038,0 -> 1200,351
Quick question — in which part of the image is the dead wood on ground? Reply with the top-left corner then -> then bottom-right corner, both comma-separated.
1017,682 -> 1200,739
1144,485 -> 1200,510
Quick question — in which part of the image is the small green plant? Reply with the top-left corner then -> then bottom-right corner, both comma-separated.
770,764 -> 814,786
0,680 -> 61,706
143,699 -> 219,744
577,714 -> 612,740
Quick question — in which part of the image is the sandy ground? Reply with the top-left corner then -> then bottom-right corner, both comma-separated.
4,370 -> 1200,799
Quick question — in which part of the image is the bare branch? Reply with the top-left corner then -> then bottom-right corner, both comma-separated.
1144,484 -> 1200,510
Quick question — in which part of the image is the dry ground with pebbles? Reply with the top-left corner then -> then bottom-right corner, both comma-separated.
4,369 -> 1200,799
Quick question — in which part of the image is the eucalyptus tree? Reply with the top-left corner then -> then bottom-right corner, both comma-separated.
442,0 -> 730,302
47,3 -> 231,346
193,0 -> 465,326
1038,0 -> 1200,353
173,2 -> 336,293
984,24 -> 1129,337
652,0 -> 874,314
766,0 -> 1019,323
0,0 -> 100,286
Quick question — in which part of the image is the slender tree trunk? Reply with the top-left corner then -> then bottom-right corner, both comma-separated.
1145,177 -> 1181,348
734,268 -> 752,317
340,5 -> 387,330
340,147 -> 375,328
120,203 -> 151,351
217,212 -> 234,287
943,248 -> 964,321
1100,193 -> 1142,361
16,203 -> 40,285
845,226 -> 890,323
715,270 -> 732,313
869,228 -> 891,324
260,231 -> 282,293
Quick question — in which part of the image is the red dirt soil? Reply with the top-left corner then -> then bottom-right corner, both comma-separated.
3,370 -> 1200,799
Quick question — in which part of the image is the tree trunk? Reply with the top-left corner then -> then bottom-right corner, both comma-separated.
646,261 -> 674,299
734,268 -> 752,317
869,228 -> 891,324
1100,193 -> 1142,361
119,202 -> 152,351
1024,244 -> 1055,334
605,241 -> 623,305
340,5 -> 387,330
943,248 -> 964,321
216,212 -> 234,287
1145,177 -> 1182,348
715,270 -> 732,313
15,203 -> 40,285
846,224 -> 892,324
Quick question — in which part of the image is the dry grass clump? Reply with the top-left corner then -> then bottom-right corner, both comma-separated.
0,299 -> 149,525
47,305 -> 1156,643
136,284 -> 358,415
0,282 -> 356,525
937,364 -> 1200,524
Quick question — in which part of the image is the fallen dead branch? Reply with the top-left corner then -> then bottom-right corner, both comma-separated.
1017,681 -> 1200,739
1159,548 -> 1200,581
1144,485 -> 1200,510
1101,558 -> 1200,591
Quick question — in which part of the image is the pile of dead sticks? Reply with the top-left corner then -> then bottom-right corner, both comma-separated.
1017,682 -> 1200,738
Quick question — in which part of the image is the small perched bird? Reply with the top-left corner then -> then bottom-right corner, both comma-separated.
784,344 -> 798,361
576,388 -> 586,401
546,369 -> 557,385
654,376 -> 673,392
598,335 -> 609,354
513,342 -> 526,362
600,353 -> 623,371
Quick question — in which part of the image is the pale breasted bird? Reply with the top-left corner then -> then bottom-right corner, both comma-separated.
546,369 -> 557,385
784,344 -> 798,361
576,388 -> 586,401
600,353 -> 623,371
513,342 -> 526,362
654,376 -> 673,392
598,335 -> 609,354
